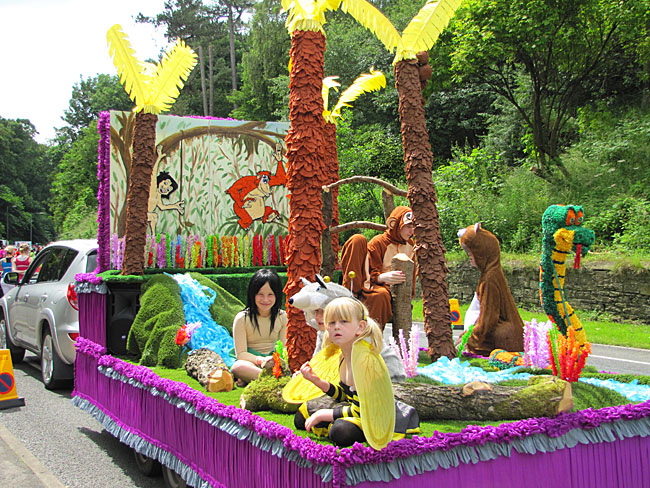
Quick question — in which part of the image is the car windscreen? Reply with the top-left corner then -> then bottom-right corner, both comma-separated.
86,250 -> 98,273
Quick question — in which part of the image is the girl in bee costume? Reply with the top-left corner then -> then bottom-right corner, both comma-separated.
283,297 -> 420,449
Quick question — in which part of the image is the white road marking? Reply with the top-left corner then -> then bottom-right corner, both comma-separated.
590,354 -> 650,366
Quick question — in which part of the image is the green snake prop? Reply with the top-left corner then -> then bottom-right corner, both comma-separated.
539,205 -> 595,345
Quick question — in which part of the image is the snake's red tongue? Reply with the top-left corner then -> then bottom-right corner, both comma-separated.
574,244 -> 582,269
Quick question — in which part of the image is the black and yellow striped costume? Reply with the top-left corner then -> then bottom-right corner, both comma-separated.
289,343 -> 421,449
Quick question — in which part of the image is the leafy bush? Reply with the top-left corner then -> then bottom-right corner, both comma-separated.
433,148 -> 552,252
558,102 -> 650,251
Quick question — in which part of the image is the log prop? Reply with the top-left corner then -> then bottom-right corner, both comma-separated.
241,375 -> 572,421
391,252 -> 414,342
185,348 -> 234,392
393,376 -> 573,420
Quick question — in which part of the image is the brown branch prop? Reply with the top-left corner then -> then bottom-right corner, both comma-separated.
323,176 -> 407,196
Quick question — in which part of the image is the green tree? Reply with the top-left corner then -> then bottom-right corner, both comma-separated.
50,123 -> 101,235
137,0 -> 252,117
0,118 -> 54,243
229,0 -> 291,120
48,74 -> 133,238
451,0 -> 650,180
59,74 -> 133,143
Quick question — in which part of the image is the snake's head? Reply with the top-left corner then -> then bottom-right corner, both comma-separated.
543,204 -> 595,254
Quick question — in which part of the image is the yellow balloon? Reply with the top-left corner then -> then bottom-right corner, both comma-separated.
348,271 -> 356,279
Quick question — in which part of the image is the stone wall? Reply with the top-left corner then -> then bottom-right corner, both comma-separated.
445,261 -> 650,325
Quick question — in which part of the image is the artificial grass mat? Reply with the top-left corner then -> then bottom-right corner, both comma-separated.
141,362 -> 638,448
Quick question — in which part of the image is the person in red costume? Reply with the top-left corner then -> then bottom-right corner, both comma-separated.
340,206 -> 415,329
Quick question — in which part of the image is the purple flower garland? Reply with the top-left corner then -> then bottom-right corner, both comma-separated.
97,112 -> 111,273
74,336 -> 650,487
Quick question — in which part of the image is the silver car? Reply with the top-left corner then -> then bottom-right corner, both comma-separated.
0,239 -> 98,389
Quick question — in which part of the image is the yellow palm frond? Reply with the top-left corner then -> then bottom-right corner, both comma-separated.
149,39 -> 197,113
330,69 -> 386,119
339,0 -> 401,52
398,0 -> 462,62
106,24 -> 148,107
322,76 -> 341,112
283,0 -> 340,33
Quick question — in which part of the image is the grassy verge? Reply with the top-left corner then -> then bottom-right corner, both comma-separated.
412,301 -> 650,349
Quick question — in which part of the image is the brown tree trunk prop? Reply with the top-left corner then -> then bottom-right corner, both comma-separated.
185,348 -> 234,392
330,221 -> 387,234
394,58 -> 455,361
393,376 -> 573,420
382,189 -> 396,222
121,112 -> 158,276
284,30 -> 327,371
323,122 -> 340,269
391,253 -> 414,342
247,376 -> 572,420
323,176 -> 407,196
321,189 -> 335,278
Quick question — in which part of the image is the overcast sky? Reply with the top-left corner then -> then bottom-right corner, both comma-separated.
0,0 -> 170,144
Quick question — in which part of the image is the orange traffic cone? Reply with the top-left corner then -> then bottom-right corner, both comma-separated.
0,350 -> 25,409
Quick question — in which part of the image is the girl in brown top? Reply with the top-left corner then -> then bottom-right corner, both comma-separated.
231,269 -> 287,384
341,206 -> 415,328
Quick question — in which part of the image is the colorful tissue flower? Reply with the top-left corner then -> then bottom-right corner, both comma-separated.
175,321 -> 202,347
272,351 -> 282,379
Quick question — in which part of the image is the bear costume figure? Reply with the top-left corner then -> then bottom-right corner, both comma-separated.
458,223 -> 524,356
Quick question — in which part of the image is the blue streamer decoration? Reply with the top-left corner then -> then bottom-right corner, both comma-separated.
171,273 -> 235,368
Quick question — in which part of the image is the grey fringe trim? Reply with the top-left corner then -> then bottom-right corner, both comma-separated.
72,395 -> 212,488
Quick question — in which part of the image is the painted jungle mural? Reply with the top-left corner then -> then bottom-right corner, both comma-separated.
108,111 -> 290,242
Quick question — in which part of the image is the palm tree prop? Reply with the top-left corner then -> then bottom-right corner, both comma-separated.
107,24 -> 197,275
321,70 -> 386,274
337,0 -> 463,360
280,0 -> 341,370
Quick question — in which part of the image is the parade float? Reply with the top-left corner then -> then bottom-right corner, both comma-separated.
72,3 -> 650,487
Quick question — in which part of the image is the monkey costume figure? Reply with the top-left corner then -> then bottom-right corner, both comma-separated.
458,223 -> 524,356
340,206 -> 415,328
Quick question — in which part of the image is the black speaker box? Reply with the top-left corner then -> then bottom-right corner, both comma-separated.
106,286 -> 141,355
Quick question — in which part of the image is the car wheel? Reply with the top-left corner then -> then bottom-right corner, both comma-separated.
133,449 -> 161,477
41,327 -> 70,390
162,465 -> 187,488
1,311 -> 25,364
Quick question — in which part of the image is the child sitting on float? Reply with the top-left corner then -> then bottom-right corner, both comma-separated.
286,297 -> 420,449
289,275 -> 406,382
230,269 -> 287,385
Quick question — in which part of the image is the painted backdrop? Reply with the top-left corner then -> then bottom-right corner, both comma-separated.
108,111 -> 290,242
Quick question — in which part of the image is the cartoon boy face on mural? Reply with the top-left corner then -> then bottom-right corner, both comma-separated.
147,146 -> 185,235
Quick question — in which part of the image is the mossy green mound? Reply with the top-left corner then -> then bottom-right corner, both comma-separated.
127,273 -> 244,369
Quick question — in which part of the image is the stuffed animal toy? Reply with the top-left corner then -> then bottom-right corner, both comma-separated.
288,274 -> 351,330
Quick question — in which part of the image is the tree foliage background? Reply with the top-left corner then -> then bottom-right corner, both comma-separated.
4,0 -> 649,254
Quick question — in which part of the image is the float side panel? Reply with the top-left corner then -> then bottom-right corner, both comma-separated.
74,352 -> 331,488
